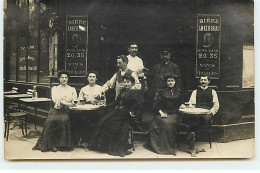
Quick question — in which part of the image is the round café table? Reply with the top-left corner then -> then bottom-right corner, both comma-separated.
69,104 -> 104,150
69,104 -> 102,111
179,107 -> 210,157
4,90 -> 18,95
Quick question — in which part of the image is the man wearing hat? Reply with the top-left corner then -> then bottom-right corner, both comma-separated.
149,49 -> 182,98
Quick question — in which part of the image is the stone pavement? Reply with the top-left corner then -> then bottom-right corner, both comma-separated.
4,123 -> 254,160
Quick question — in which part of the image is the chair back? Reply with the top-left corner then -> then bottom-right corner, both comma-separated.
11,87 -> 18,92
27,89 -> 33,96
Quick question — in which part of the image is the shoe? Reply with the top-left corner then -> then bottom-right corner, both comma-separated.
172,150 -> 176,156
125,151 -> 132,155
191,149 -> 197,157
187,132 -> 195,141
51,147 -> 58,152
119,151 -> 132,157
127,143 -> 133,149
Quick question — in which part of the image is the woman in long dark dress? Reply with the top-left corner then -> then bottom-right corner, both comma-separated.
148,74 -> 183,155
89,75 -> 140,157
33,70 -> 77,152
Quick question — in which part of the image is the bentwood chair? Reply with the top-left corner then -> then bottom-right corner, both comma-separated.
129,116 -> 149,151
4,105 -> 28,141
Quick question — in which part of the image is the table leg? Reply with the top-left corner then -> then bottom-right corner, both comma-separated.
181,131 -> 206,157
26,104 -> 41,138
34,107 -> 37,130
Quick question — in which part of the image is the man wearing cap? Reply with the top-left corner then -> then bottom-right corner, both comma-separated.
102,55 -> 141,100
149,49 -> 182,98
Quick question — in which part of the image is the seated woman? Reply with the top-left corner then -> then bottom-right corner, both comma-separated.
33,70 -> 77,152
88,74 -> 140,157
148,74 -> 183,155
72,70 -> 106,144
78,70 -> 105,104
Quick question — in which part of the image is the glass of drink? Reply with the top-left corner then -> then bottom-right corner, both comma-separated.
73,100 -> 78,105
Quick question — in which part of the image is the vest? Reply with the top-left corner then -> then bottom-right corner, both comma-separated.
114,69 -> 133,99
196,87 -> 213,110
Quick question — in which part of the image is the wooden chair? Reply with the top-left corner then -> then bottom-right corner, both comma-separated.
129,116 -> 149,151
4,105 -> 28,141
11,87 -> 18,92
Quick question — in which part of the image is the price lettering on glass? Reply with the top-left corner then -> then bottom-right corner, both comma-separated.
198,53 -> 218,59
66,52 -> 85,58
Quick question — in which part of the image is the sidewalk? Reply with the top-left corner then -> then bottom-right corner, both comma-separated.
4,123 -> 255,160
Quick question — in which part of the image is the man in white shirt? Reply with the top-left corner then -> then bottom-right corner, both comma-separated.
187,76 -> 219,115
126,42 -> 145,77
126,43 -> 148,131
180,76 -> 219,154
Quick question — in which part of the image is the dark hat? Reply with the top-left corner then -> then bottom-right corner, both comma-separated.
160,48 -> 171,55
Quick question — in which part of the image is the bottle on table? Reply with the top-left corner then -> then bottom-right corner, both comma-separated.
32,86 -> 38,99
99,91 -> 106,106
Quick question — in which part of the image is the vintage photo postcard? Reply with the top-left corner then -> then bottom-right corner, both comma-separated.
3,0 -> 254,160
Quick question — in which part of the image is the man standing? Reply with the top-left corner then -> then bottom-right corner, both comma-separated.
126,42 -> 148,131
126,42 -> 148,92
149,49 -> 182,98
127,42 -> 144,78
102,55 -> 141,100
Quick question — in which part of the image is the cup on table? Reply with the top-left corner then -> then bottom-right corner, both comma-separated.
80,99 -> 86,105
185,102 -> 195,108
73,100 -> 78,105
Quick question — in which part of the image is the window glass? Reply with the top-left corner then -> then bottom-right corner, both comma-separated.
27,0 -> 38,82
17,0 -> 27,81
9,27 -> 17,80
39,30 -> 50,83
242,44 -> 254,88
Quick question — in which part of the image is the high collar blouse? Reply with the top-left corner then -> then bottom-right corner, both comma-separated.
153,87 -> 182,113
51,84 -> 77,109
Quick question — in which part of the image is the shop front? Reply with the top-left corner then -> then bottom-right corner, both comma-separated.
4,0 -> 254,141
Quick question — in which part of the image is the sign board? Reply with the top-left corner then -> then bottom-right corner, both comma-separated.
196,14 -> 221,79
65,15 -> 88,75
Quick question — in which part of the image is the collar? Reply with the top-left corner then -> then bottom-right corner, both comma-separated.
59,84 -> 69,88
161,61 -> 169,65
120,68 -> 128,73
87,84 -> 96,88
128,54 -> 137,59
200,86 -> 208,90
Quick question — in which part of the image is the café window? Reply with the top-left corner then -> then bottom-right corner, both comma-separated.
242,44 -> 254,88
9,25 -> 17,81
9,0 -> 56,84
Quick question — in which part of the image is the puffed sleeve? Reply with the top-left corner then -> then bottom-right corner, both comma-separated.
128,90 -> 142,113
51,86 -> 61,109
78,88 -> 84,101
71,87 -> 77,101
152,90 -> 163,112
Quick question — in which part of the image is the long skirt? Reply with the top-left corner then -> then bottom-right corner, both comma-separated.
32,109 -> 72,152
71,108 -> 105,145
149,113 -> 178,154
88,108 -> 130,157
